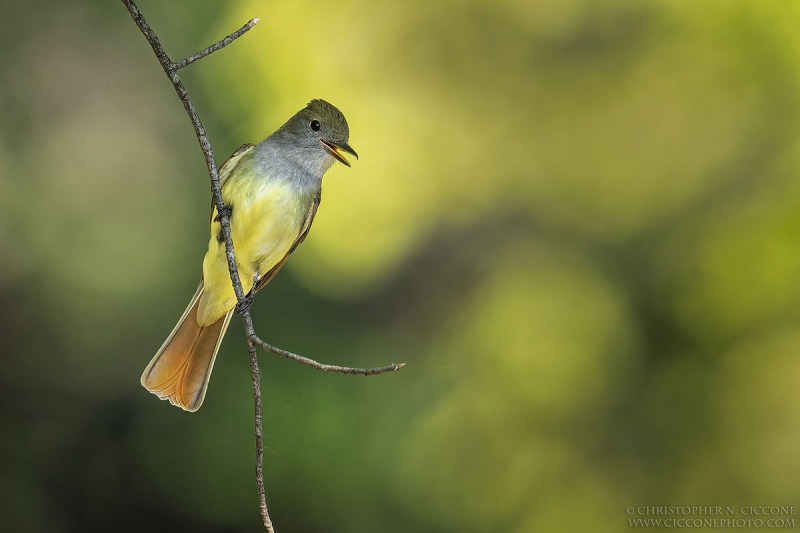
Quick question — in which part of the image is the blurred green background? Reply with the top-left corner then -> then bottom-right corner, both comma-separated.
1,0 -> 799,531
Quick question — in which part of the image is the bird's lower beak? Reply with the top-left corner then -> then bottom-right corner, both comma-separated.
321,139 -> 358,167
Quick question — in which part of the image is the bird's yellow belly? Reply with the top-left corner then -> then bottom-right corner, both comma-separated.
197,179 -> 305,326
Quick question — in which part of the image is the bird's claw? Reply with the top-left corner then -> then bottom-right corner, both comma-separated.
234,293 -> 254,315
214,204 -> 233,222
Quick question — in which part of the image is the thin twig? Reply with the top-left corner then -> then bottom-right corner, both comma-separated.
120,2 -> 273,530
174,18 -> 260,69
119,0 -> 248,306
252,335 -> 406,375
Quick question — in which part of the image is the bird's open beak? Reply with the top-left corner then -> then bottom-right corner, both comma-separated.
321,139 -> 358,167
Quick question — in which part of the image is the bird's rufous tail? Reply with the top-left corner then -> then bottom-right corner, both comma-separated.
141,283 -> 233,412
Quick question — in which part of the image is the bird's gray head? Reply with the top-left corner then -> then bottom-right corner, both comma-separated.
270,99 -> 358,176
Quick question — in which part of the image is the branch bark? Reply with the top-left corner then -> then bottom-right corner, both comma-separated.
120,2 -> 405,531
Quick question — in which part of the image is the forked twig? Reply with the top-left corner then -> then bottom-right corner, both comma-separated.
173,18 -> 260,70
119,1 -> 404,531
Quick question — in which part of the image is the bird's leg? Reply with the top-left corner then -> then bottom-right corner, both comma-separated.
234,274 -> 258,315
235,291 -> 254,315
215,204 -> 234,243
214,204 -> 233,222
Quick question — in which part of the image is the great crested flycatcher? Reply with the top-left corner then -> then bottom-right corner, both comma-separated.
140,99 -> 357,412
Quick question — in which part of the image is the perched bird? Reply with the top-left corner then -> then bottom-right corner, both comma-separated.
140,99 -> 357,412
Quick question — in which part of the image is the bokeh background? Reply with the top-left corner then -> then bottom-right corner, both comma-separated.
1,0 -> 799,531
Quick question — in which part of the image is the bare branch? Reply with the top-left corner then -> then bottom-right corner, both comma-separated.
120,0 -> 246,309
174,18 -> 260,70
252,335 -> 406,375
121,2 -> 405,531
121,2 -> 272,530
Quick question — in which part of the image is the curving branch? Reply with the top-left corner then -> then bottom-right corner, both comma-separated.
120,1 -> 405,531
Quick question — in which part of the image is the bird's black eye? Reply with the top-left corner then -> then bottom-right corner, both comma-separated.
310,120 -> 321,132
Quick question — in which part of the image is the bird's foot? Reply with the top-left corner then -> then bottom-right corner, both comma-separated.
234,293 -> 254,315
214,204 -> 233,222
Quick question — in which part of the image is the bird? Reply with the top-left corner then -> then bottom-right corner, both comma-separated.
140,99 -> 357,412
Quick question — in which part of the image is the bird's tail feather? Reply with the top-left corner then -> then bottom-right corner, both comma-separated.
141,283 -> 233,412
